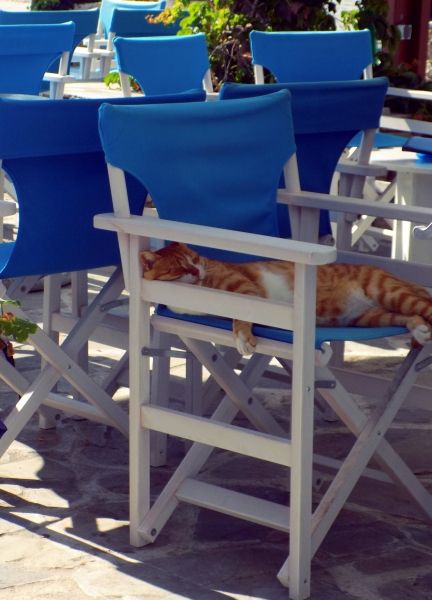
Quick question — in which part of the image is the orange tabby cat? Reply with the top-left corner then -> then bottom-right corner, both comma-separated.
140,242 -> 432,355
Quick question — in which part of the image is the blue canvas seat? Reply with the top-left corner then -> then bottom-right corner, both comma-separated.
114,32 -> 212,96
0,89 -> 205,462
95,79 -> 432,598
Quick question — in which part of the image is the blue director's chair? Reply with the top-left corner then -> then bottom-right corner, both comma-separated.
95,79 -> 432,598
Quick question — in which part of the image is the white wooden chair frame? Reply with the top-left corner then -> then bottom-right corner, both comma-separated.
95,153 -> 432,599
0,264 -> 129,460
43,50 -> 75,99
72,32 -> 113,81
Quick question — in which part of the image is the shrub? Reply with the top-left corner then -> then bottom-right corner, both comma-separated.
31,0 -> 75,9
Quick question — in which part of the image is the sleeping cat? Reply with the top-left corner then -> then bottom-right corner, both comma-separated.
140,242 -> 432,355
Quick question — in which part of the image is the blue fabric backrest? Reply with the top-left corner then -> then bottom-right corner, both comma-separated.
114,33 -> 209,96
250,29 -> 373,82
220,79 -> 388,238
100,0 -> 165,37
110,8 -> 178,37
99,91 -> 296,261
0,23 -> 75,94
0,90 -> 205,279
0,9 -> 99,53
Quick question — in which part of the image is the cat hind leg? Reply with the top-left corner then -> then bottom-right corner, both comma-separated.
406,316 -> 432,346
353,308 -> 432,346
233,320 -> 257,356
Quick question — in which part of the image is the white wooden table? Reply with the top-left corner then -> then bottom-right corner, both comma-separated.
370,146 -> 432,263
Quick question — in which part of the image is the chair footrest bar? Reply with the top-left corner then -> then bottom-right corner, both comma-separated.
176,478 -> 290,532
141,405 -> 292,466
42,392 -> 117,426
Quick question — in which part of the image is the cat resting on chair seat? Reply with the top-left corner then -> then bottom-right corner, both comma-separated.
140,242 -> 432,356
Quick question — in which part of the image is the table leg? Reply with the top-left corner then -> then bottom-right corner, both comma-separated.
392,172 -> 432,263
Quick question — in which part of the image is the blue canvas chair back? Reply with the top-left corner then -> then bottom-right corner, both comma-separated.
0,89 -> 205,279
0,23 -> 75,95
0,9 -> 99,57
114,33 -> 210,96
99,91 -> 296,261
100,0 -> 165,37
220,78 -> 388,238
0,9 -> 99,75
250,29 -> 373,82
110,8 -> 178,38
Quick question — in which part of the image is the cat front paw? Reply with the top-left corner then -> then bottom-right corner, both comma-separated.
234,330 -> 257,356
233,320 -> 257,356
412,323 -> 432,345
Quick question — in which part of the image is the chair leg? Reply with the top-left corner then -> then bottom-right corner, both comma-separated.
82,55 -> 92,80
0,269 -> 129,459
149,330 -> 170,467
38,273 -> 63,429
316,356 -> 432,522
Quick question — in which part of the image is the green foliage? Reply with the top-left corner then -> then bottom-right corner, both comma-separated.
341,0 -> 432,120
104,70 -> 141,92
31,0 -> 76,9
341,0 -> 400,73
31,0 -> 153,8
0,300 -> 37,344
156,0 -> 342,89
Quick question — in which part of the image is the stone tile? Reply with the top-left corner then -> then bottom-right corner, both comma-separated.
354,546 -> 432,574
316,511 -> 404,563
377,572 -> 432,600
403,524 -> 432,550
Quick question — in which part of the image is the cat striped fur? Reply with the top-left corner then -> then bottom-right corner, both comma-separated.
141,242 -> 432,355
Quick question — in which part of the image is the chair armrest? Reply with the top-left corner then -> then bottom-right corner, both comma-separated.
0,200 -> 16,217
73,47 -> 114,59
95,212 -> 330,332
94,212 -> 336,265
336,160 -> 388,177
387,86 -> 432,102
413,222 -> 432,239
44,72 -> 75,84
277,189 -> 432,224
380,114 -> 432,137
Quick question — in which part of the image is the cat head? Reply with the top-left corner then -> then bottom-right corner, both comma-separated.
140,242 -> 203,283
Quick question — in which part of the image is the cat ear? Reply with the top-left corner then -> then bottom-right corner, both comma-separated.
140,250 -> 157,271
180,243 -> 199,261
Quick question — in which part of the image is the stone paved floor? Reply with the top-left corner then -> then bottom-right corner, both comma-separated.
0,263 -> 432,600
